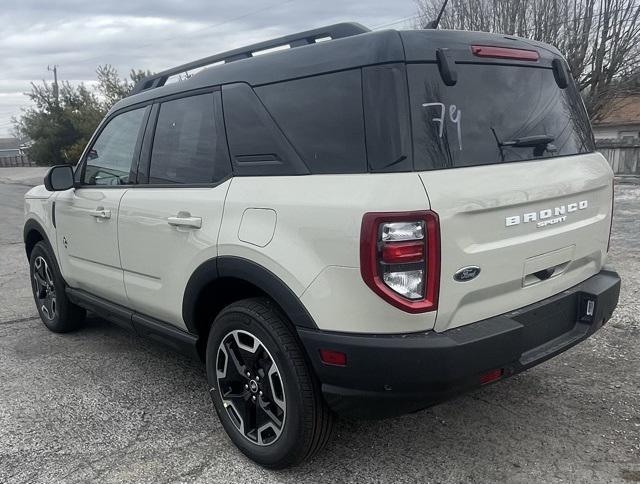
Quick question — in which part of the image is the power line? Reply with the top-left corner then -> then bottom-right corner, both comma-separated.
519,6 -> 636,35
395,6 -> 636,35
4,2 -> 299,124
372,15 -> 420,30
72,0 -> 296,68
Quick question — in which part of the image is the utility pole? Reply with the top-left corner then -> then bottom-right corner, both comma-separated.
47,65 -> 59,104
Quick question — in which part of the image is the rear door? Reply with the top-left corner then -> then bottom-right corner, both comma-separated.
56,106 -> 149,306
117,90 -> 232,329
402,32 -> 614,332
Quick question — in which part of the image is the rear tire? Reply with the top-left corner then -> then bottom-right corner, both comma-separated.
206,297 -> 334,469
29,241 -> 86,333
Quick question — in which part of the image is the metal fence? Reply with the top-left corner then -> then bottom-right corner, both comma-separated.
597,140 -> 640,176
0,155 -> 36,167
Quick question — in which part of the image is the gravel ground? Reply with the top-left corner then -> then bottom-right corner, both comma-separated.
0,172 -> 638,483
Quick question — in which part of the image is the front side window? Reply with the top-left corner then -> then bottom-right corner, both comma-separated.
82,107 -> 147,185
148,93 -> 219,184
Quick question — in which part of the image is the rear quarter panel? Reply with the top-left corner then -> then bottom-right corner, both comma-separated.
218,173 -> 437,333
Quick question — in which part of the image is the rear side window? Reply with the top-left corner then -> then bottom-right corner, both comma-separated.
149,93 -> 223,184
255,70 -> 367,174
222,83 -> 308,176
408,64 -> 594,170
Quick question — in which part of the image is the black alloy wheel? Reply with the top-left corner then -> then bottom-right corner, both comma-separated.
29,241 -> 85,333
32,255 -> 57,321
216,329 -> 287,446
206,298 -> 334,468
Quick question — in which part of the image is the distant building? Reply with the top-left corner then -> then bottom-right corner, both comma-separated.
593,97 -> 640,141
0,137 -> 23,158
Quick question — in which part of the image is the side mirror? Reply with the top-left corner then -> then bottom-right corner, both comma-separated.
44,165 -> 75,191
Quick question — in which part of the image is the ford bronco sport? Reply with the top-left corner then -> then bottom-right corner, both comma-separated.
24,23 -> 620,468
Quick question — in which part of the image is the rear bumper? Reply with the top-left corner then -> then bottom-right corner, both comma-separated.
297,268 -> 620,419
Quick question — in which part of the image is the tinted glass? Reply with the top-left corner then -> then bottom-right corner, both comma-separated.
362,64 -> 412,172
408,64 -> 594,170
255,70 -> 366,174
222,83 -> 308,176
83,108 -> 147,185
149,93 -> 218,184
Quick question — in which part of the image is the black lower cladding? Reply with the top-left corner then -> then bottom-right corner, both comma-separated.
297,268 -> 620,419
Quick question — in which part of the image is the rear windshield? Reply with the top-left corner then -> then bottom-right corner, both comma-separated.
407,63 -> 594,170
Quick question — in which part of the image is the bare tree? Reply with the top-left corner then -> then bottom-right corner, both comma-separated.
415,0 -> 640,120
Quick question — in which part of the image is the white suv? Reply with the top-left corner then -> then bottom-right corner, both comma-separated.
24,23 -> 620,468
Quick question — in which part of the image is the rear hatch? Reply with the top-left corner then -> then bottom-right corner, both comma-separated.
401,30 -> 614,332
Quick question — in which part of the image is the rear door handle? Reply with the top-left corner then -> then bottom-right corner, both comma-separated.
167,212 -> 202,229
88,207 -> 111,219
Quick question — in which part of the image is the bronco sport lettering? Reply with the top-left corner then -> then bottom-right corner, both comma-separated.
505,200 -> 589,227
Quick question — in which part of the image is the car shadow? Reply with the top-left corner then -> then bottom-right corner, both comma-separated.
74,314 -> 573,482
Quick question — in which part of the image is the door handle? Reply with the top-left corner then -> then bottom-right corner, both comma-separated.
167,212 -> 202,229
89,207 -> 111,219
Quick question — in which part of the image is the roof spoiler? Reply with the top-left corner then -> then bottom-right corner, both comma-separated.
129,22 -> 370,96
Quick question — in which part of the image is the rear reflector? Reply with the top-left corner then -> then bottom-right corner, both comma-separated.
320,349 -> 347,366
471,45 -> 539,61
480,368 -> 504,385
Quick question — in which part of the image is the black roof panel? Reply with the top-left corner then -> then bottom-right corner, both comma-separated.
112,26 -> 405,113
111,24 -> 563,114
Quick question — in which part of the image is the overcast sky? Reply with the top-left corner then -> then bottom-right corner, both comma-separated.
0,0 -> 418,137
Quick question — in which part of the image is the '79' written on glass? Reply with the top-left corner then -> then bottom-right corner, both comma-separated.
422,102 -> 462,151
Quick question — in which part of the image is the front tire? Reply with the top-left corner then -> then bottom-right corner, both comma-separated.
206,298 -> 334,468
29,241 -> 85,333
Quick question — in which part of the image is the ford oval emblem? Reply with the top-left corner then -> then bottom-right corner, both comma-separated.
454,266 -> 481,282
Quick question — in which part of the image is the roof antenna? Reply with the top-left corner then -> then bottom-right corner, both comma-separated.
424,0 -> 449,29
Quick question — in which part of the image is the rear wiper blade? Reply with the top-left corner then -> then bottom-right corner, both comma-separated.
490,128 -> 557,161
499,135 -> 555,148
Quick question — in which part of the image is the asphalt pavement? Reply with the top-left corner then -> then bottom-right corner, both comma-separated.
0,169 -> 638,483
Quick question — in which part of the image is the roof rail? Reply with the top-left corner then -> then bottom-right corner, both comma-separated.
129,22 -> 370,96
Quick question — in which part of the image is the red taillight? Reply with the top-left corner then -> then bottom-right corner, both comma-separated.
471,45 -> 539,61
480,368 -> 503,385
382,241 -> 425,264
360,211 -> 440,313
319,349 -> 347,366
